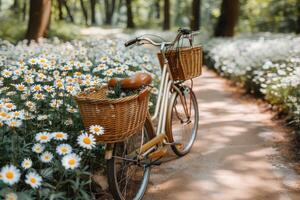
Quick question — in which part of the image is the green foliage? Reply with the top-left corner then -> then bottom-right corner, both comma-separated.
0,13 -> 26,43
238,0 -> 300,33
48,21 -> 83,41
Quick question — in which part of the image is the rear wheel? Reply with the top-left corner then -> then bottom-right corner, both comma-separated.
107,119 -> 153,200
167,86 -> 199,156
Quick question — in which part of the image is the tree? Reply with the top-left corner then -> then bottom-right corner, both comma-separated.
22,0 -> 27,21
62,0 -> 74,22
155,0 -> 160,19
26,0 -> 51,41
10,0 -> 19,14
90,0 -> 97,24
104,0 -> 116,25
57,0 -> 64,20
191,0 -> 201,31
163,0 -> 170,30
80,0 -> 89,25
214,0 -> 239,37
126,0 -> 135,28
297,0 -> 300,33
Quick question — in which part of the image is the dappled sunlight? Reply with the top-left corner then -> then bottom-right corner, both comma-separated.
144,70 -> 300,200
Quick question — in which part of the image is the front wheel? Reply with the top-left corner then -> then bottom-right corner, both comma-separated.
106,118 -> 153,200
166,86 -> 199,156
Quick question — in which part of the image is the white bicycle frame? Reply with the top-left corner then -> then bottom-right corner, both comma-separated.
151,61 -> 173,136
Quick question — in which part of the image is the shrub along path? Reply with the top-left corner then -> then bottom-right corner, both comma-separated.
144,68 -> 300,200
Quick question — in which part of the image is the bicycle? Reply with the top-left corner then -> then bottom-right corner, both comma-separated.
103,28 -> 202,200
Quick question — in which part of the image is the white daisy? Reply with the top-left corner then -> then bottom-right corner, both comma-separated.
21,158 -> 32,169
31,84 -> 43,92
56,144 -> 72,155
4,103 -> 16,111
6,120 -> 22,128
0,165 -> 21,185
25,172 -> 42,189
40,151 -> 54,163
62,153 -> 81,170
52,132 -> 68,141
5,192 -> 18,200
89,125 -> 105,136
33,93 -> 46,101
77,133 -> 96,149
15,83 -> 27,92
35,132 -> 52,143
32,143 -> 45,154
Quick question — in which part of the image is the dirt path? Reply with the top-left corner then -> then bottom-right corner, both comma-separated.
144,69 -> 300,200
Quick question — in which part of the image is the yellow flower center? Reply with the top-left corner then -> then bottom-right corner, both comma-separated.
68,159 -> 76,166
0,112 -> 6,118
55,133 -> 63,138
18,85 -> 25,91
61,148 -> 67,153
30,177 -> 37,184
93,127 -> 100,132
5,171 -> 14,179
40,135 -> 48,140
83,137 -> 91,145
10,121 -> 17,127
6,104 -> 13,108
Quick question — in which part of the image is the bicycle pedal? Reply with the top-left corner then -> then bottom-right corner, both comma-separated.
148,146 -> 168,159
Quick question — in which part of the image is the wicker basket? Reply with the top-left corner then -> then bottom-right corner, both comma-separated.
157,46 -> 203,81
74,86 -> 149,143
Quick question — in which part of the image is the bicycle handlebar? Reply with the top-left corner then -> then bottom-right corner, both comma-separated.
124,38 -> 139,47
124,28 -> 200,48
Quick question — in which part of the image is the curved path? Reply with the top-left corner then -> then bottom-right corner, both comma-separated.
144,69 -> 300,200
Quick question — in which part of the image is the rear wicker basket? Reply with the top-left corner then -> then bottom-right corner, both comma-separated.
74,86 -> 149,143
157,46 -> 203,81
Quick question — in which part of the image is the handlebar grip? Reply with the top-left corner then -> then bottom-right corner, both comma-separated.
178,28 -> 192,35
124,38 -> 139,47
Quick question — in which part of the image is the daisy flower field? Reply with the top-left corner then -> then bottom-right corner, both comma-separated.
0,38 -> 160,199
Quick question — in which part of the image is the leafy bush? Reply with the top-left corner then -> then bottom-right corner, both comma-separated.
0,38 -> 160,199
204,34 -> 300,127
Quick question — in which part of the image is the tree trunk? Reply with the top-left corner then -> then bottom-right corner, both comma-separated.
57,0 -> 63,20
155,0 -> 160,19
22,0 -> 27,21
297,0 -> 300,33
80,0 -> 88,25
62,0 -> 74,22
116,0 -> 123,24
11,0 -> 19,13
163,0 -> 170,30
191,0 -> 201,31
104,0 -> 116,25
126,0 -> 135,28
214,0 -> 239,37
90,0 -> 97,24
26,0 -> 51,41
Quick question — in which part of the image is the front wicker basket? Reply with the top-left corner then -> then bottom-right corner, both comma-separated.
157,46 -> 203,81
74,86 -> 149,143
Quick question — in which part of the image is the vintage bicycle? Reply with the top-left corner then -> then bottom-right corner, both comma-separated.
75,28 -> 202,200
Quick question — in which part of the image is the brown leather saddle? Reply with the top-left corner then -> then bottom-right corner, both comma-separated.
108,72 -> 152,90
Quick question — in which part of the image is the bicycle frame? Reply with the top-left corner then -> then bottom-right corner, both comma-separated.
105,31 -> 199,160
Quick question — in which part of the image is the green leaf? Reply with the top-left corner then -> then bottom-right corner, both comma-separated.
40,168 -> 54,179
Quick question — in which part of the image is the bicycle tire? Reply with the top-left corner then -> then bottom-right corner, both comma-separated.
166,87 -> 199,156
107,118 -> 153,200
